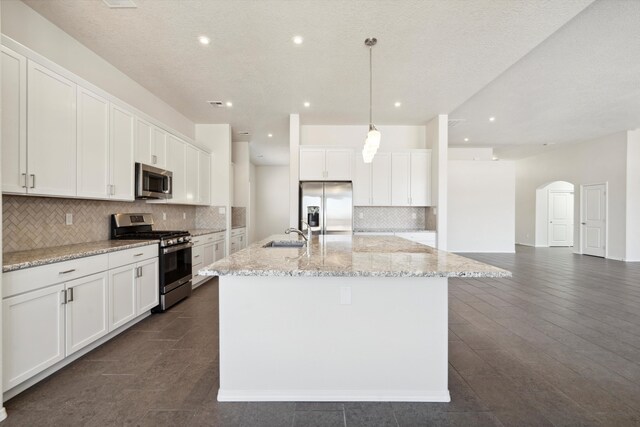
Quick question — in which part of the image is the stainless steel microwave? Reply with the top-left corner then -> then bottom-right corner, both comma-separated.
135,163 -> 173,199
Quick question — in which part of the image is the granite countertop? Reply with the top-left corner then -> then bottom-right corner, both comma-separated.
3,240 -> 158,273
231,225 -> 246,230
200,234 -> 510,278
189,228 -> 226,237
354,229 -> 437,233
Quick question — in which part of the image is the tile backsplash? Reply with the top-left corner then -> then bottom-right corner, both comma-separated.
195,205 -> 227,230
231,207 -> 246,228
353,206 -> 435,232
2,195 -> 201,253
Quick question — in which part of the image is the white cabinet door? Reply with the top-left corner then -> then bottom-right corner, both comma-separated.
152,127 -> 167,168
391,153 -> 410,206
110,104 -> 135,200
353,156 -> 371,206
3,284 -> 65,392
76,87 -> 110,199
135,118 -> 153,165
136,258 -> 159,314
203,242 -> 215,266
185,144 -> 199,204
371,152 -> 392,206
108,264 -> 136,330
1,46 -> 27,194
198,151 -> 211,205
166,135 -> 186,202
27,61 -> 77,197
214,240 -> 225,261
65,272 -> 109,356
410,151 -> 431,206
192,244 -> 204,286
299,148 -> 326,181
325,149 -> 353,181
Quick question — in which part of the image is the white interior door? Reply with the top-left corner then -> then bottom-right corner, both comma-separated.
581,184 -> 606,257
548,190 -> 574,247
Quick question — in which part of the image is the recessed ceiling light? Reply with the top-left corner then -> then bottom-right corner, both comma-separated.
268,133 -> 273,138
492,156 -> 499,161
198,36 -> 210,45
464,138 -> 469,142
489,116 -> 496,122
303,101 -> 310,108
225,101 -> 233,107
293,35 -> 304,45
394,102 -> 402,108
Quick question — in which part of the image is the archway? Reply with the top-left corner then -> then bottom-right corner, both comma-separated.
535,181 -> 575,247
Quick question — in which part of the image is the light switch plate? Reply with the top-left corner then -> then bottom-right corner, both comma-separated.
412,213 -> 417,219
65,213 -> 73,225
162,212 -> 167,220
358,212 -> 364,219
219,207 -> 226,214
183,212 -> 186,220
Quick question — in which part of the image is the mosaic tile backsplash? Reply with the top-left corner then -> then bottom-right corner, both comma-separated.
195,205 -> 227,230
353,207 -> 435,232
3,195 -> 202,253
231,207 -> 246,228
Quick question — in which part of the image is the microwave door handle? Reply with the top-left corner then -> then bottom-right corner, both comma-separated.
165,176 -> 172,194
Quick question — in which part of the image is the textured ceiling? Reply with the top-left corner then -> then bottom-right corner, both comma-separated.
23,0 -> 594,164
450,0 -> 640,160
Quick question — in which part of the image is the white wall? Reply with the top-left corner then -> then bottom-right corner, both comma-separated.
1,0 -> 194,140
0,0 -> 5,419
535,181 -> 574,247
289,114 -> 300,228
249,163 -> 257,244
232,141 -> 250,208
516,132 -> 628,260
449,147 -> 493,161
301,125 -> 427,150
427,115 -> 448,250
448,161 -> 515,253
626,130 -> 640,261
256,166 -> 290,240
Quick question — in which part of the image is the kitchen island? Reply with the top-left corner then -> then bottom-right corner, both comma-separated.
200,234 -> 510,402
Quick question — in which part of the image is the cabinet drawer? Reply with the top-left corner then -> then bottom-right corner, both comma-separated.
3,254 -> 108,298
230,228 -> 245,237
108,244 -> 158,270
205,232 -> 225,243
192,245 -> 204,264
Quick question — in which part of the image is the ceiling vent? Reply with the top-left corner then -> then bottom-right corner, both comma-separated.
448,119 -> 466,128
238,131 -> 250,136
102,0 -> 137,8
207,101 -> 225,108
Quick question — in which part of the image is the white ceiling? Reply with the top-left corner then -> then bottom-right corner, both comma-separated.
449,0 -> 640,160
22,0 -> 596,165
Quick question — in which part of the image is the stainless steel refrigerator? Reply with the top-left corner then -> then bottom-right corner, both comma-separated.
300,182 -> 353,235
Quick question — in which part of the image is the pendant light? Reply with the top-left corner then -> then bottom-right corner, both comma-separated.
362,37 -> 380,163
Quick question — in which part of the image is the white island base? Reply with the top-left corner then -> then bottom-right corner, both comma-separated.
217,275 -> 450,402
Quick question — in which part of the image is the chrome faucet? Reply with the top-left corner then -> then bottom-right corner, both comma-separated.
285,221 -> 313,242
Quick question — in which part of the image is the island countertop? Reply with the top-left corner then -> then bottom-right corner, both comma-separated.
200,234 -> 511,278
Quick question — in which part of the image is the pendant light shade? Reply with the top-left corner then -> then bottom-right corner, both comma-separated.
362,37 -> 380,164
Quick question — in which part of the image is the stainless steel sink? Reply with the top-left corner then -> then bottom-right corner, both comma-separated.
262,240 -> 306,248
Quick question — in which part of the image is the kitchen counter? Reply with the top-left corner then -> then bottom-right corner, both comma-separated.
200,234 -> 509,278
189,228 -> 226,237
3,240 -> 158,272
354,228 -> 436,233
231,225 -> 246,230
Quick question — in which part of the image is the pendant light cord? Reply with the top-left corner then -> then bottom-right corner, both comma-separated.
369,44 -> 373,126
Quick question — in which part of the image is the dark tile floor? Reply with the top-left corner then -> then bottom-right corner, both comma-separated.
3,245 -> 640,426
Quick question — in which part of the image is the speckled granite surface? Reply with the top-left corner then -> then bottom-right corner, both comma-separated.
189,228 -> 226,237
3,240 -> 158,273
200,235 -> 511,278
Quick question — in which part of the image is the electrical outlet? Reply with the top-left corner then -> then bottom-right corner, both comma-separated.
219,207 -> 225,214
358,212 -> 364,219
412,212 -> 417,219
162,212 -> 167,220
65,213 -> 73,225
183,212 -> 186,220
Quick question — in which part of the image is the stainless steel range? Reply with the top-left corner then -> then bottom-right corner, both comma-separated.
111,213 -> 192,312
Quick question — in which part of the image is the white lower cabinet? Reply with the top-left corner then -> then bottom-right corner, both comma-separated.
192,232 -> 225,287
3,284 -> 65,391
230,228 -> 246,254
3,245 -> 159,393
65,272 -> 109,356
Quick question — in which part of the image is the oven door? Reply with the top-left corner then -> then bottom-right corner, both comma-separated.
159,242 -> 192,293
136,163 -> 173,199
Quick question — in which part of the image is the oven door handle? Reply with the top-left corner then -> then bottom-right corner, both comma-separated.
162,242 -> 193,254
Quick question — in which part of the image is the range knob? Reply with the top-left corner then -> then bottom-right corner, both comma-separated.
166,239 -> 174,246
178,237 -> 184,243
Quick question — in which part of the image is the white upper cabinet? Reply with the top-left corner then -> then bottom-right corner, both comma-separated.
76,87 -> 110,199
410,151 -> 432,206
135,119 -> 166,168
198,151 -> 211,205
299,147 -> 353,181
353,156 -> 372,206
371,152 -> 392,206
27,60 -> 77,197
166,135 -> 186,202
110,104 -> 135,200
391,153 -> 411,206
391,150 -> 431,206
185,144 -> 199,203
1,46 -> 27,194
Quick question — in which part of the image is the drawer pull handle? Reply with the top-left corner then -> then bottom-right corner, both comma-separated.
194,255 -> 200,258
67,287 -> 74,302
134,253 -> 144,257
59,269 -> 76,275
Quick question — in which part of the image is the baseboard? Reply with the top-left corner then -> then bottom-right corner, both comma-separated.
218,389 -> 451,403
453,250 -> 516,254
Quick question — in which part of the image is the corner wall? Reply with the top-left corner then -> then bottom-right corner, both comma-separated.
515,132 -> 628,260
626,130 -> 640,261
